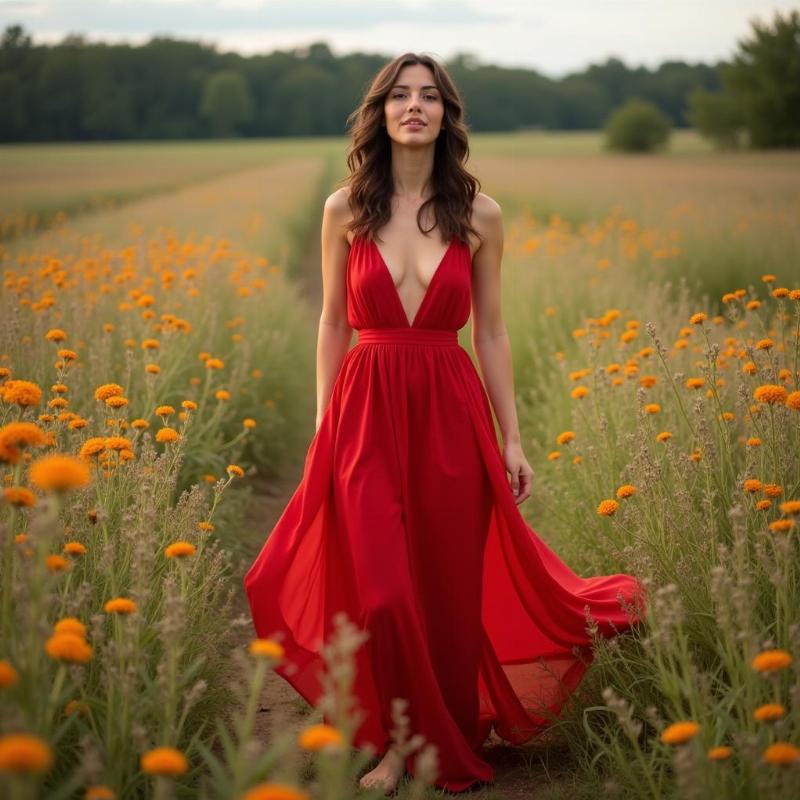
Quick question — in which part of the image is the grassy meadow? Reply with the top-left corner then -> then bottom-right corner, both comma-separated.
1,131 -> 799,799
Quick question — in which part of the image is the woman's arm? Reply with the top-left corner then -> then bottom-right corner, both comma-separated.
470,194 -> 534,504
315,190 -> 353,430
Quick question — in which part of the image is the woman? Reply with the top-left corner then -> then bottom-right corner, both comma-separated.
244,52 -> 645,795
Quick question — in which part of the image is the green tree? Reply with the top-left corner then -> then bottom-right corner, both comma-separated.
604,98 -> 672,153
685,88 -> 746,150
720,10 -> 800,148
199,69 -> 253,137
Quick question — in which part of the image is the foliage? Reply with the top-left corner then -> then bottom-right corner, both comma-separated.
603,98 -> 673,153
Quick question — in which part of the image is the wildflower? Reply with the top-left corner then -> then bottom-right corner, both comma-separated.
46,554 -> 69,572
597,499 -> 619,517
746,437 -> 761,447
720,411 -> 735,422
786,391 -> 800,411
548,451 -> 560,460
241,784 -> 310,800
707,746 -> 732,761
755,338 -> 773,350
639,375 -> 657,388
756,499 -> 772,510
215,389 -> 231,401
141,339 -> 160,351
660,721 -> 700,745
656,431 -> 672,442
104,597 -> 137,615
140,747 -> 188,776
685,377 -> 705,390
644,403 -> 661,415
29,455 -> 91,492
753,704 -> 785,722
742,361 -> 757,375
743,479 -> 762,493
779,500 -> 800,516
616,485 -> 636,499
156,428 -> 179,443
763,484 -> 783,498
145,364 -> 160,375
0,659 -> 20,688
205,358 -> 224,370
754,384 -> 787,404
751,649 -> 792,672
155,405 -> 175,417
249,639 -> 285,661
571,386 -> 589,399
762,742 -> 800,765
164,541 -> 196,559
0,422 -> 48,464
85,785 -> 116,799
297,723 -> 344,751
0,733 -> 54,773
3,487 -> 36,507
131,419 -> 149,430
555,431 -> 575,445
689,312 -> 706,324
768,519 -> 794,533
94,384 -> 124,402
64,541 -> 87,556
181,400 -> 198,411
688,450 -> 702,462
45,329 -> 66,342
243,418 -> 257,429
1,380 -> 42,406
773,287 -> 789,298
761,274 -> 776,283
54,618 -> 87,638
227,464 -> 244,478
64,699 -> 89,716
105,396 -> 129,409
198,520 -> 214,531
44,632 -> 92,663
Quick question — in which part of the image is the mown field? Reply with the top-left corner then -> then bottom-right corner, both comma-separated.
1,132 -> 799,799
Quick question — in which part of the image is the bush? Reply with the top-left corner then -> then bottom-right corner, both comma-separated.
604,98 -> 673,153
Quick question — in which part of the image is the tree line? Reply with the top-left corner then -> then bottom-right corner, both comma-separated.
1,10 -> 797,147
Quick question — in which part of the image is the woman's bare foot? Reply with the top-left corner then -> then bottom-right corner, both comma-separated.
359,744 -> 405,794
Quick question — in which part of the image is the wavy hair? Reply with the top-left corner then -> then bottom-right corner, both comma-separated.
341,52 -> 482,247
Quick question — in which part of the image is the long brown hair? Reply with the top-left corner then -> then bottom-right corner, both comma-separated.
341,52 -> 482,247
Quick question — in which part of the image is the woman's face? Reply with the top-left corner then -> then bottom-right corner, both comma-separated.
383,63 -> 445,145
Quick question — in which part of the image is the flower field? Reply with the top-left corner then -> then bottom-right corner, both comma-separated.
1,135 -> 799,799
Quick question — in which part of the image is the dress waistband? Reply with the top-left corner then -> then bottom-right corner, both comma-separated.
357,328 -> 459,346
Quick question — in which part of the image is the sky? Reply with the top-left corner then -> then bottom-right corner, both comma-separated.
1,0 -> 797,78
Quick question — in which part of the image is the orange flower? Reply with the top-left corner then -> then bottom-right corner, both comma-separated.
779,500 -> 800,516
571,386 -> 589,399
205,358 -> 224,370
140,746 -> 188,776
44,632 -> 92,663
155,405 -> 175,416
660,721 -> 700,745
706,745 -> 732,761
1,379 -> 43,406
46,554 -> 69,572
753,703 -> 785,722
0,659 -> 20,688
762,742 -> 800,765
762,483 -> 783,498
85,785 -> 116,799
754,384 -> 787,404
105,396 -> 129,408
556,431 -> 575,445
787,391 -> 800,411
755,338 -> 773,350
54,617 -> 87,638
656,431 -> 672,442
689,313 -> 706,325
743,479 -> 762,493
0,733 -> 54,773
243,418 -> 257,429
104,597 -> 137,615
29,455 -> 91,492
64,541 -> 87,556
768,519 -> 794,533
685,377 -> 705,390
751,649 -> 792,672
616,484 -> 636,499
79,438 -> 107,459
94,384 -> 125,402
597,499 -> 619,517
241,783 -> 310,800
156,428 -> 180,443
164,541 -> 196,559
249,639 -> 285,661
644,403 -> 661,414
227,464 -> 244,478
45,329 -> 66,342
297,723 -> 344,751
3,487 -> 36,507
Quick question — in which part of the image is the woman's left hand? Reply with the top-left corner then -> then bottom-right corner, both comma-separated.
502,441 -> 534,505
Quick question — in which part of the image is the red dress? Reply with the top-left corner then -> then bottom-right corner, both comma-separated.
244,232 -> 646,792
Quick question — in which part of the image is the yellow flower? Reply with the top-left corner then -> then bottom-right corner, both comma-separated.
140,746 -> 188,776
556,431 -> 575,445
597,499 -> 619,517
94,383 -> 124,402
156,428 -> 180,443
0,733 -> 54,774
44,632 -> 93,663
29,455 -> 91,492
241,784 -> 310,800
616,484 -> 636,499
753,703 -> 785,722
105,396 -> 129,408
754,384 -> 787,404
571,386 -> 589,399
131,419 -> 149,430
54,617 -> 87,638
297,723 -> 344,751
164,541 -> 196,559
155,405 -> 175,416
3,487 -> 36,507
0,422 -> 48,465
660,721 -> 700,745
104,436 -> 132,452
181,400 -> 198,411
104,597 -> 137,615
751,649 -> 792,672
689,313 -> 706,324
762,742 -> 800,765
0,659 -> 20,688
57,349 -> 78,361
227,464 -> 245,478
707,745 -> 732,761
1,380 -> 42,407
79,438 -> 107,459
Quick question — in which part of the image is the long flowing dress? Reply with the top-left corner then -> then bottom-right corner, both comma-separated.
244,231 -> 646,792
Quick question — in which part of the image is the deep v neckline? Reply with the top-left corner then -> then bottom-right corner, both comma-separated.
369,236 -> 455,328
